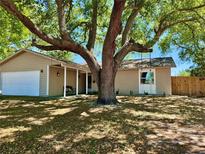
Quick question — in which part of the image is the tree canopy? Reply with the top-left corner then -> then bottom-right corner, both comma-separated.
1,0 -> 205,60
0,0 -> 72,60
0,6 -> 29,60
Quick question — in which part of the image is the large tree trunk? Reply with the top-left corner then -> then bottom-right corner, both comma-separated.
96,69 -> 117,105
94,0 -> 126,105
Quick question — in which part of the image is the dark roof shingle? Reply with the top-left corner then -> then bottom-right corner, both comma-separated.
120,57 -> 176,69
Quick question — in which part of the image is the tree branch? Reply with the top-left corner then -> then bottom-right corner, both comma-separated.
0,0 -> 60,46
115,40 -> 152,65
121,9 -> 139,46
121,3 -> 143,46
148,18 -> 197,47
0,0 -> 101,85
177,3 -> 205,11
102,0 -> 126,56
100,0 -> 126,89
151,3 -> 205,46
86,0 -> 98,52
62,41 -> 101,84
32,39 -> 101,79
65,0 -> 73,22
31,41 -> 61,51
166,18 -> 197,29
114,39 -> 152,74
70,21 -> 90,32
159,3 -> 205,25
0,1 -> 100,70
55,0 -> 70,40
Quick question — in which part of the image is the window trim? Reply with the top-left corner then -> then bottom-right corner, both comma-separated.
138,68 -> 156,94
140,71 -> 154,85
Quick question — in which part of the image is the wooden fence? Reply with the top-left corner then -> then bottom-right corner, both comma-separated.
172,76 -> 205,97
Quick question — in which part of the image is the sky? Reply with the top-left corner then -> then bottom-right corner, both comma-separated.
72,44 -> 193,76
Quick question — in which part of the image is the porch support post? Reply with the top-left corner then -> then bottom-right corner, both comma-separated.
76,69 -> 79,96
86,72 -> 88,94
64,66 -> 67,97
46,65 -> 49,96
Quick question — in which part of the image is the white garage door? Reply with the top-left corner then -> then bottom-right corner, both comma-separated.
2,71 -> 40,96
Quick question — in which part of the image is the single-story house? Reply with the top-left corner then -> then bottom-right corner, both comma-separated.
0,49 -> 176,97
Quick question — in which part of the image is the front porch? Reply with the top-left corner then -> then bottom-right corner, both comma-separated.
46,64 -> 90,97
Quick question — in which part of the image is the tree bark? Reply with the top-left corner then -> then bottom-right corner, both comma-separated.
121,6 -> 142,46
96,70 -> 117,105
55,0 -> 70,40
86,0 -> 98,52
96,0 -> 126,105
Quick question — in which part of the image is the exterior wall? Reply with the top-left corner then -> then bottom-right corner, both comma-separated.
155,67 -> 172,95
66,69 -> 86,94
49,67 -> 85,96
115,69 -> 139,95
79,73 -> 86,94
49,67 -> 64,96
0,51 -> 59,96
91,69 -> 139,95
91,76 -> 98,92
67,69 -> 77,90
91,67 -> 172,95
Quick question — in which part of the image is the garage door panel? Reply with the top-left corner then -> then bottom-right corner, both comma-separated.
2,71 -> 40,96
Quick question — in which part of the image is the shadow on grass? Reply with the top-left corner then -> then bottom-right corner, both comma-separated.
0,95 -> 204,153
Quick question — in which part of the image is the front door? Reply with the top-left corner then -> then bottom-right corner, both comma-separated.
139,68 -> 156,94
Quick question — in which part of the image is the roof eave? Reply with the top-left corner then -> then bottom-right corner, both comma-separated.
0,49 -> 89,72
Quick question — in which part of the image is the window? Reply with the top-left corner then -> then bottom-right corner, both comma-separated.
140,71 -> 154,84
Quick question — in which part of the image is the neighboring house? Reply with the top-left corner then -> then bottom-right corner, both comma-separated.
0,49 -> 176,97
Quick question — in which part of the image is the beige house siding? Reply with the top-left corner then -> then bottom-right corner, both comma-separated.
79,73 -> 86,93
68,70 -> 77,89
0,51 -> 60,96
91,68 -> 171,95
155,67 -> 172,95
91,77 -> 98,92
49,67 -> 64,96
115,69 -> 139,95
91,69 -> 139,95
65,69 -> 86,94
49,67 -> 85,96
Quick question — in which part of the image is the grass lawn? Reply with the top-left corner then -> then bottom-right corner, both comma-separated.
0,95 -> 204,153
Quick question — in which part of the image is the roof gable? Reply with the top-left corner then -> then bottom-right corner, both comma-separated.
0,49 -> 89,71
0,49 -> 61,65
